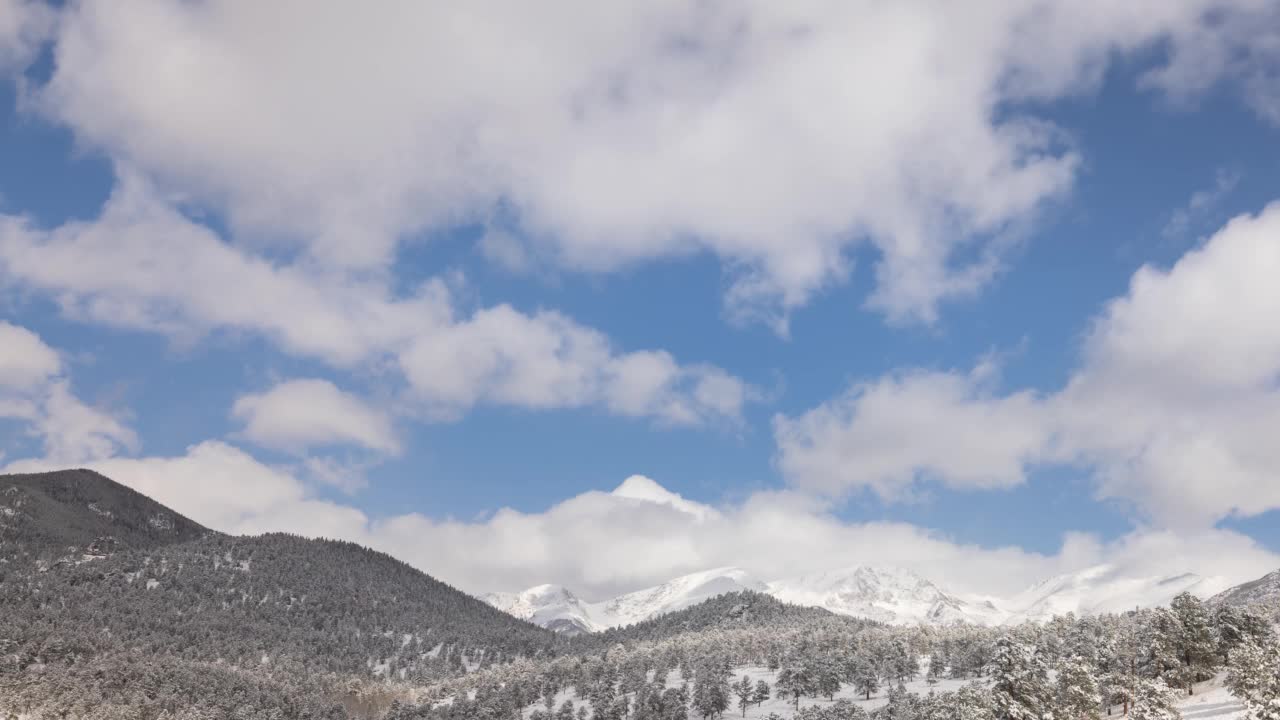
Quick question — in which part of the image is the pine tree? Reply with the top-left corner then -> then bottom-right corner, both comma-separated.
951,682 -> 998,720
1055,655 -> 1102,720
1129,678 -> 1180,720
733,675 -> 755,718
692,661 -> 732,719
1170,592 -> 1217,695
928,652 -> 946,686
558,700 -> 578,720
853,658 -> 881,701
752,680 -> 771,709
1225,637 -> 1280,720
776,668 -> 808,710
989,635 -> 1051,720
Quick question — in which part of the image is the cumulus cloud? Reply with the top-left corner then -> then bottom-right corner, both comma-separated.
774,366 -> 1049,500
0,0 -> 52,74
6,443 -> 1275,601
0,320 -> 61,387
0,322 -> 136,465
20,1 -> 1268,327
0,177 -> 751,427
232,378 -> 400,455
1141,1 -> 1280,126
777,202 -> 1280,529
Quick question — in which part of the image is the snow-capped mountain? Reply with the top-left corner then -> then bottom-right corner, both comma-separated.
1209,567 -> 1280,619
484,567 -> 767,634
766,566 -> 1005,626
998,564 -> 1230,625
482,584 -> 597,635
484,565 -> 1002,632
486,562 -> 1257,633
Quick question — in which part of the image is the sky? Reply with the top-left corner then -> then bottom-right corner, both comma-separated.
3,0 -> 1280,601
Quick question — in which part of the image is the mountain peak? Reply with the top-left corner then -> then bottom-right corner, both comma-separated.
610,475 -> 717,520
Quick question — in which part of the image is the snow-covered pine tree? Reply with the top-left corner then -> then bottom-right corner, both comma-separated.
1169,592 -> 1218,695
733,675 -> 755,718
989,635 -> 1052,720
1055,655 -> 1102,720
1225,637 -> 1280,720
1216,606 -> 1275,665
753,680 -> 771,709
1129,678 -> 1180,720
852,656 -> 881,701
928,652 -> 946,686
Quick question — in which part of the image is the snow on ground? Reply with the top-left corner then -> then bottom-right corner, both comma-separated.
1174,676 -> 1247,720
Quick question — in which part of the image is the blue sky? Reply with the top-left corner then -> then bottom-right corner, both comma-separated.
3,1 -> 1280,597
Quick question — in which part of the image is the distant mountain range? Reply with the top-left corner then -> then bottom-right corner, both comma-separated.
484,562 -> 1250,633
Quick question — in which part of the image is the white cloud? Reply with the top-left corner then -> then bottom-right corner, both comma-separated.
1162,169 -> 1240,240
478,229 -> 533,275
774,366 -> 1049,500
0,0 -> 52,74
0,177 -> 751,427
777,202 -> 1280,529
26,1 -> 1264,327
1053,201 -> 1280,527
232,378 -> 400,455
6,444 -> 1274,601
0,322 -> 136,465
1141,1 -> 1280,126
0,319 -> 60,387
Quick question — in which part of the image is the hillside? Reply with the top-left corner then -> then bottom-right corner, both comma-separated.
0,470 -> 561,719
485,567 -> 769,634
0,468 -> 209,562
1211,567 -> 1280,620
573,590 -> 871,649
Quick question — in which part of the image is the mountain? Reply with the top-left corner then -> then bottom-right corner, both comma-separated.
1210,567 -> 1280,619
488,562 -> 1243,632
767,566 -> 1005,626
999,564 -> 1228,624
0,469 -> 561,719
486,565 -> 1003,632
577,589 -> 868,649
485,566 -> 768,633
0,468 -> 209,562
483,584 -> 596,635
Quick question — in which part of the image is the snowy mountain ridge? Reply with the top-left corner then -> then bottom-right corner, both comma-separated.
485,562 -> 1239,633
483,566 -> 766,635
1209,567 -> 1280,620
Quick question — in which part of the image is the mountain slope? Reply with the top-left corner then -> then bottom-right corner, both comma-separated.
489,562 -> 1241,632
0,468 -> 209,561
1210,567 -> 1280,619
486,567 -> 768,633
486,565 -> 999,631
766,566 -> 1004,626
999,564 -> 1227,624
0,469 -> 562,718
576,589 -> 868,648
483,584 -> 597,635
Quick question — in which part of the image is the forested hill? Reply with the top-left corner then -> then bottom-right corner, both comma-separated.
0,469 -> 561,718
0,468 -> 210,562
574,590 -> 872,649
